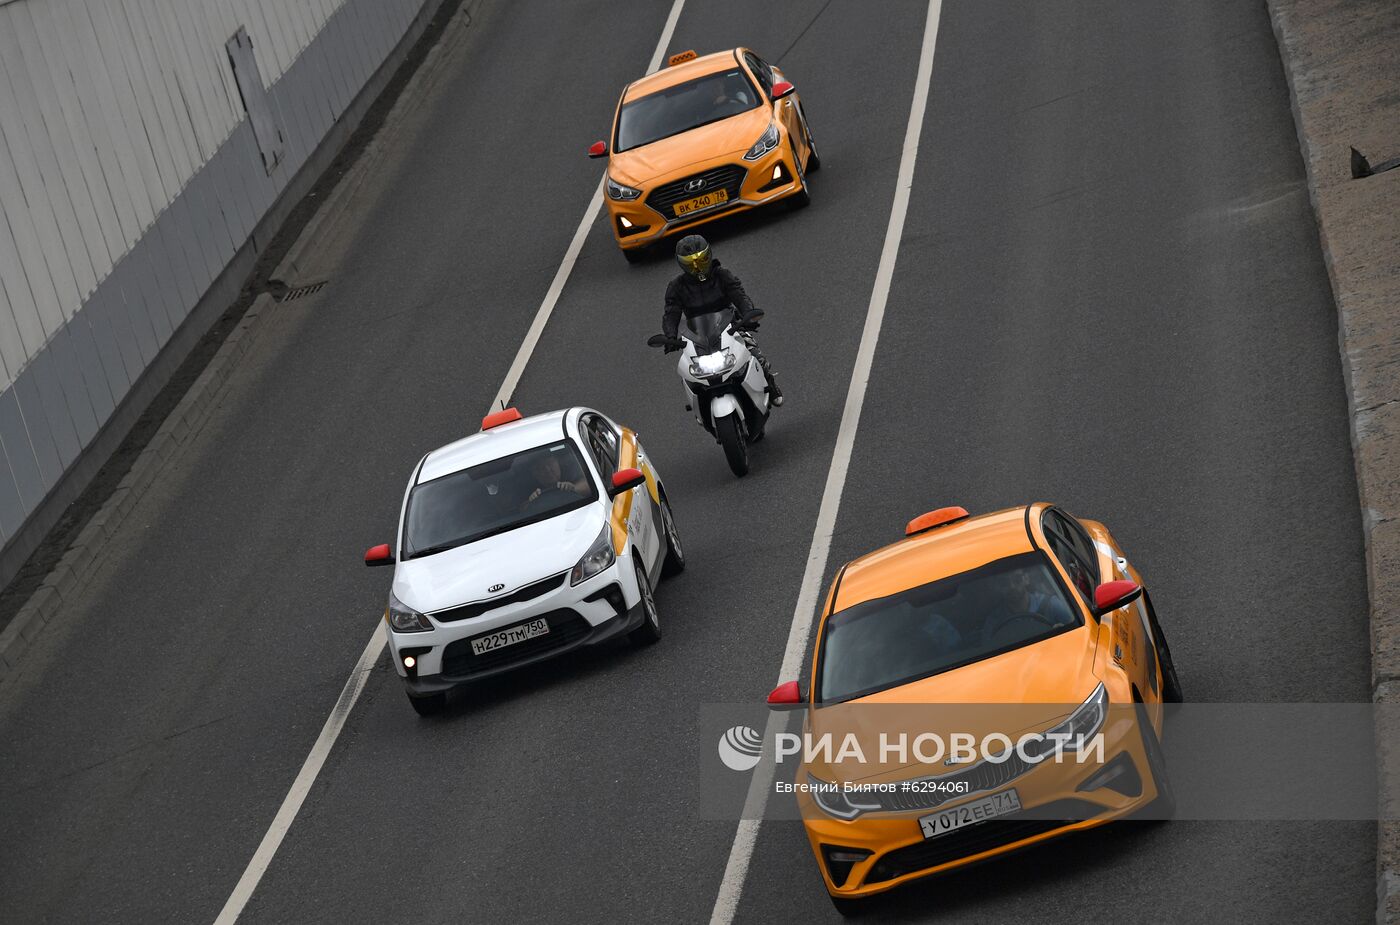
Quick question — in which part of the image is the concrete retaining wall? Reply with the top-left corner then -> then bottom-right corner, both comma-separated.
1263,0 -> 1400,919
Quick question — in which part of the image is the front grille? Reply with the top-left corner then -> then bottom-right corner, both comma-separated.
431,573 -> 568,623
440,609 -> 590,677
648,165 -> 747,220
869,751 -> 1040,814
863,800 -> 1100,884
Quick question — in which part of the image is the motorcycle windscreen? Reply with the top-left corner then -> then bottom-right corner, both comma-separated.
680,310 -> 731,353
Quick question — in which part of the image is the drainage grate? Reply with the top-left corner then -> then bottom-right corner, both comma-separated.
281,281 -> 327,301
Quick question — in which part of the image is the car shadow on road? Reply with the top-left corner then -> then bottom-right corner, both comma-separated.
850,821 -> 1169,920
425,634 -> 650,720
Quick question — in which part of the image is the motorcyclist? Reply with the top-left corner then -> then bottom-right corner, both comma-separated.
661,235 -> 782,405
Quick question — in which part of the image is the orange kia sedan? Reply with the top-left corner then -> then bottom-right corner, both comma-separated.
588,48 -> 819,262
766,504 -> 1184,915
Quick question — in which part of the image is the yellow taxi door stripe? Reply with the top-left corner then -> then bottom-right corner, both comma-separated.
610,429 -> 640,553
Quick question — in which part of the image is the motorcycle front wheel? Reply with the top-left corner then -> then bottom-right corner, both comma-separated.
716,414 -> 749,477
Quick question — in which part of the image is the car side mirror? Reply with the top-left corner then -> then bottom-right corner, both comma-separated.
364,543 -> 395,567
610,467 -> 645,496
767,679 -> 804,711
771,81 -> 795,100
1093,580 -> 1142,617
588,140 -> 608,158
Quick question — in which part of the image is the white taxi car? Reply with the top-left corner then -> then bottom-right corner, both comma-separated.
364,406 -> 684,716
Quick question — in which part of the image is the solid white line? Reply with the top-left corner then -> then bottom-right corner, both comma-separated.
211,4 -> 687,922
706,3 -> 944,923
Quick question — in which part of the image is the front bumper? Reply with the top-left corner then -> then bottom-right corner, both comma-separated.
386,560 -> 645,693
605,148 -> 804,249
800,713 -> 1161,899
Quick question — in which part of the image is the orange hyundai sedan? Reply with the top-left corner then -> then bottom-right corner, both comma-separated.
588,48 -> 819,262
766,503 -> 1184,915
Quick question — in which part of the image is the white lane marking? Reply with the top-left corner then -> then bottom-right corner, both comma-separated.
491,0 -> 686,408
212,4 -> 687,922
706,2 -> 945,923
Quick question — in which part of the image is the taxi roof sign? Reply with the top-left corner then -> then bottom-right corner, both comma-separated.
667,49 -> 698,67
905,506 -> 971,537
481,407 -> 523,431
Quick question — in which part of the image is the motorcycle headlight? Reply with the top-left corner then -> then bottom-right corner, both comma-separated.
690,349 -> 736,377
606,175 -> 642,201
386,589 -> 432,633
571,524 -> 616,586
1043,683 -> 1108,754
743,122 -> 781,161
808,773 -> 881,821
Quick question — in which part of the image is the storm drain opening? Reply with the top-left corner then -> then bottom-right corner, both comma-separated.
1350,147 -> 1400,179
280,281 -> 327,302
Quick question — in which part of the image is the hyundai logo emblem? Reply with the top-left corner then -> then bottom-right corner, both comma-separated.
488,583 -> 505,593
685,178 -> 707,192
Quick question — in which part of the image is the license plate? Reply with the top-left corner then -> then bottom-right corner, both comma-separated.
919,789 -> 1022,840
674,188 -> 728,216
470,617 -> 549,655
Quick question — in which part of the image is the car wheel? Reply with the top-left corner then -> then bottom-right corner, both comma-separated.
407,690 -> 446,717
628,558 -> 661,645
1145,594 -> 1184,702
623,245 -> 648,265
800,105 -> 821,172
787,138 -> 812,211
715,414 -> 749,476
829,894 -> 866,918
1135,701 -> 1176,819
660,494 -> 686,577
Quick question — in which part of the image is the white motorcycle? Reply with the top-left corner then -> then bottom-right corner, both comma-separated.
648,309 -> 774,477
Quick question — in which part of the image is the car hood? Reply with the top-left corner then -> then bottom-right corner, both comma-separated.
609,106 -> 772,185
806,627 -> 1102,783
391,504 -> 604,613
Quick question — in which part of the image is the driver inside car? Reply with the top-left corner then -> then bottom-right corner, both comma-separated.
519,449 -> 588,510
983,565 -> 1076,644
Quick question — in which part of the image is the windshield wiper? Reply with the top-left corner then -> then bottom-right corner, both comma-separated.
405,541 -> 467,560
635,111 -> 746,149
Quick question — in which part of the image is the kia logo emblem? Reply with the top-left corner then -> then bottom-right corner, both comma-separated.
488,583 -> 505,593
685,178 -> 707,192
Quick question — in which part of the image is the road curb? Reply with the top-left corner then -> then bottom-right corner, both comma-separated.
272,0 -> 483,290
1263,1 -> 1400,920
0,293 -> 276,689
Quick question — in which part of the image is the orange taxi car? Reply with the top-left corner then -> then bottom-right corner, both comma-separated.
766,503 -> 1184,915
588,48 -> 819,262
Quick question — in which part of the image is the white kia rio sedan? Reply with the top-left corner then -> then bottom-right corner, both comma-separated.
364,406 -> 684,715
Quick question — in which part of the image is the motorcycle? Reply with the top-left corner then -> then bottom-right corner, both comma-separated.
647,309 -> 774,477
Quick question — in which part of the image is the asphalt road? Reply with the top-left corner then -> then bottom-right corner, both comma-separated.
0,0 -> 1373,923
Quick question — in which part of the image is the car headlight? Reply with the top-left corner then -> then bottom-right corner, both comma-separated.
808,773 -> 882,821
386,589 -> 432,633
1043,683 -> 1108,754
571,524 -> 616,586
743,121 -> 780,161
606,175 -> 642,201
689,349 -> 735,377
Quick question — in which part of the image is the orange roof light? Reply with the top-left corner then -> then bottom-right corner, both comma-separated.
481,407 -> 523,431
667,49 -> 698,67
905,506 -> 970,537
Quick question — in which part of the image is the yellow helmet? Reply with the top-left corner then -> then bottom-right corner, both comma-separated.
675,234 -> 712,281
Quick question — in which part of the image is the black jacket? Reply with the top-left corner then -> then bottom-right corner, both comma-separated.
662,260 -> 758,338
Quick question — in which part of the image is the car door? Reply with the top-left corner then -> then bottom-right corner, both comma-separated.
581,413 -> 662,577
744,51 -> 809,169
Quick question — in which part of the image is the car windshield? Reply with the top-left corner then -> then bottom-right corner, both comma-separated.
680,309 -> 733,353
402,440 -> 597,559
616,68 -> 760,151
816,552 -> 1082,703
